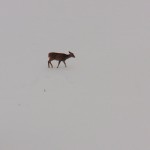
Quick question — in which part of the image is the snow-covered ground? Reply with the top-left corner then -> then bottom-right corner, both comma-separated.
0,0 -> 150,149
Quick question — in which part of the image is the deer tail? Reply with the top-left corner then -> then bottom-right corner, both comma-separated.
48,53 -> 50,58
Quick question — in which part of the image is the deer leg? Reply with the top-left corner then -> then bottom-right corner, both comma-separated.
48,60 -> 53,68
48,60 -> 50,68
50,61 -> 53,68
57,61 -> 61,68
63,61 -> 67,67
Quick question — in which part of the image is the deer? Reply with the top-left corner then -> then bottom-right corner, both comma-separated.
48,51 -> 75,68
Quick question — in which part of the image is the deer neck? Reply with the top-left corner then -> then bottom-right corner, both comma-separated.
66,54 -> 71,59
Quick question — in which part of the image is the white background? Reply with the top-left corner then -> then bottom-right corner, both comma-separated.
0,0 -> 150,149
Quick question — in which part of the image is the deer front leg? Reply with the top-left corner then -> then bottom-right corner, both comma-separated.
57,61 -> 61,68
63,61 -> 67,67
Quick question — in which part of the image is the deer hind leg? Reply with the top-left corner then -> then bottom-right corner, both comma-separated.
57,61 -> 61,68
50,61 -> 53,68
63,61 -> 67,67
48,60 -> 50,68
48,59 -> 53,68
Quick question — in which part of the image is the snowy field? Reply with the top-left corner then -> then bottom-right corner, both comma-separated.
0,0 -> 150,149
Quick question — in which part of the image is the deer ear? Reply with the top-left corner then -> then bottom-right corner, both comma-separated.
69,51 -> 71,54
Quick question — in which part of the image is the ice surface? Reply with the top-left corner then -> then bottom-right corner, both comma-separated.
0,0 -> 150,149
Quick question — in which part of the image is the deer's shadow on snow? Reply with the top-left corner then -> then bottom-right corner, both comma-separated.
47,66 -> 74,71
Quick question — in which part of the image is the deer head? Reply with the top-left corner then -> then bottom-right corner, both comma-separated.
69,51 -> 75,58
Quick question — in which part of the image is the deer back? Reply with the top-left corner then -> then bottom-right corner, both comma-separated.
48,52 -> 69,61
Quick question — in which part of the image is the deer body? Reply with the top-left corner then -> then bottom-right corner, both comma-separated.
48,51 -> 75,68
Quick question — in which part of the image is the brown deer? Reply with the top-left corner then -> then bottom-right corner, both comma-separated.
48,51 -> 75,68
